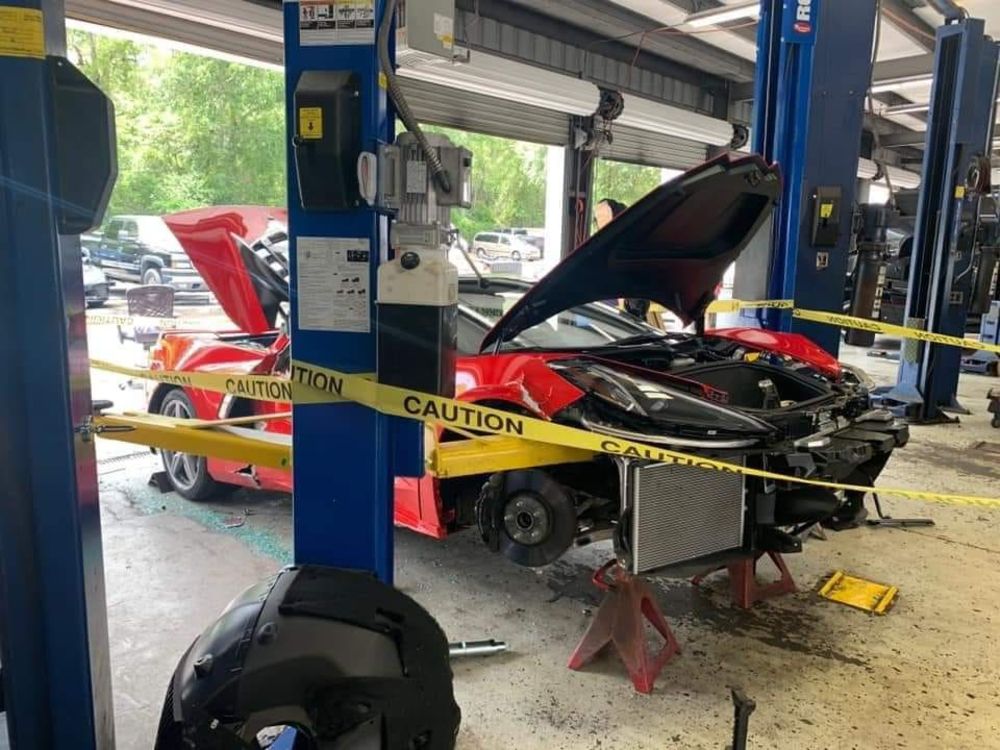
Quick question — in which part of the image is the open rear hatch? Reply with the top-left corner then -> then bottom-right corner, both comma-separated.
164,206 -> 288,334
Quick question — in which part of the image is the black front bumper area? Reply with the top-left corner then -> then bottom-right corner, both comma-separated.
769,409 -> 909,486
84,282 -> 110,304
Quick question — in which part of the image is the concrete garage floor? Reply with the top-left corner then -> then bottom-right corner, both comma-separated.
91,318 -> 1000,749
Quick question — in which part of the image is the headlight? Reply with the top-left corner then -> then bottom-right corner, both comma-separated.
552,364 -> 646,415
840,362 -> 875,389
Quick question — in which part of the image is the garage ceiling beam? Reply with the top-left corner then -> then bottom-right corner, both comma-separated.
881,0 -> 938,52
475,0 -> 756,83
455,1 -> 728,117
654,0 -> 759,45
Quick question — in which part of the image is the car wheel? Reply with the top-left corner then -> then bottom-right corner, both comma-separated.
511,250 -> 521,262
143,267 -> 163,285
476,247 -> 487,258
476,470 -> 576,567
158,389 -> 225,501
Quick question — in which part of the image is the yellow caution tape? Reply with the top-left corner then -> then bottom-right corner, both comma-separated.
88,358 -> 1000,509
91,359 -> 297,402
707,298 -> 794,314
86,314 -> 180,329
792,307 -> 1000,354
706,299 -> 1000,355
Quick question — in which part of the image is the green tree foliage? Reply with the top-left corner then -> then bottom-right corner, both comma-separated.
592,159 -> 663,212
69,29 -> 286,216
69,27 -> 665,244
422,125 -> 546,242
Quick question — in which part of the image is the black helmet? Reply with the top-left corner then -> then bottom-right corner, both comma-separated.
154,565 -> 460,749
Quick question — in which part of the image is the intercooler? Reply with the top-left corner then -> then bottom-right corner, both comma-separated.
625,460 -> 746,574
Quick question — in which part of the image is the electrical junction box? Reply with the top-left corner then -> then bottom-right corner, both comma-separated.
292,70 -> 361,211
810,185 -> 842,246
396,0 -> 457,66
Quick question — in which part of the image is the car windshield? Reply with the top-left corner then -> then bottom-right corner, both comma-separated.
459,287 -> 658,350
138,217 -> 186,254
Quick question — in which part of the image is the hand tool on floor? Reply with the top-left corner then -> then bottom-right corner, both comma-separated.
727,688 -> 756,750
866,492 -> 934,528
448,639 -> 508,658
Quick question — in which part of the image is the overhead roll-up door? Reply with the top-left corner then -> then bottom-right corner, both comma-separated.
601,126 -> 708,169
399,77 -> 570,147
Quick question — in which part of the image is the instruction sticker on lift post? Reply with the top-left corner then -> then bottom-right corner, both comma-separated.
298,0 -> 375,46
296,237 -> 371,333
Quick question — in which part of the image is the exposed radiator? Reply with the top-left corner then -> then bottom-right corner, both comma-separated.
626,461 -> 746,574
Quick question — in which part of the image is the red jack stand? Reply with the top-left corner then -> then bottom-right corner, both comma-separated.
567,560 -> 680,694
691,551 -> 796,609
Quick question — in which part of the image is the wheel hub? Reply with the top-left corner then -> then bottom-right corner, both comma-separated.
503,493 -> 550,546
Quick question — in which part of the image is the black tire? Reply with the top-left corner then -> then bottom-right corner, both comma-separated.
477,470 -> 576,568
157,389 -> 226,501
475,247 -> 487,258
143,266 -> 163,285
511,250 -> 521,262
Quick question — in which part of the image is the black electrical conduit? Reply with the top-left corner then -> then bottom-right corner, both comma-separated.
925,0 -> 968,22
377,0 -> 452,194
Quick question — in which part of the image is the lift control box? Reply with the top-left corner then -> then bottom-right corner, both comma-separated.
810,185 -> 842,246
292,71 -> 361,211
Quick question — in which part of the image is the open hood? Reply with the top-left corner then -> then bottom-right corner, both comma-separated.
480,154 -> 780,352
164,206 -> 288,334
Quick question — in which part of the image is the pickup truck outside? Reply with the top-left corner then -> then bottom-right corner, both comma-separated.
87,214 -> 209,294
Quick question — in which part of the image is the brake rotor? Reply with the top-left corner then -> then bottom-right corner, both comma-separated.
491,470 -> 577,568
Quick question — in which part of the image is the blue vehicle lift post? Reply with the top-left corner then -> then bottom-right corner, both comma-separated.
0,0 -> 114,745
876,17 -> 1000,422
284,0 -> 407,582
735,0 -> 878,357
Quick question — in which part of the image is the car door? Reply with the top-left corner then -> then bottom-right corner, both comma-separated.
497,234 -> 512,258
473,233 -> 495,257
94,218 -> 124,272
118,218 -> 144,281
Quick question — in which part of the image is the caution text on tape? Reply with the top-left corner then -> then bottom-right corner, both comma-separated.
88,358 -> 1000,509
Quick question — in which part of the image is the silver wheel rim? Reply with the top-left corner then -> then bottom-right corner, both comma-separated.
161,398 -> 201,491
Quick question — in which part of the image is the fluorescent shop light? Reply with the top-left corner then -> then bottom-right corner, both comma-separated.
883,102 -> 930,116
685,1 -> 760,28
616,94 -> 734,146
857,158 -> 921,189
870,74 -> 933,94
398,52 -> 601,117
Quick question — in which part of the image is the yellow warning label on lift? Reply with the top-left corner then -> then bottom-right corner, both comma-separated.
299,106 -> 323,140
0,6 -> 44,59
819,202 -> 834,219
955,185 -> 967,199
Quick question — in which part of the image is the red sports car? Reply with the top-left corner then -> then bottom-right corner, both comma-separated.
150,155 -> 907,573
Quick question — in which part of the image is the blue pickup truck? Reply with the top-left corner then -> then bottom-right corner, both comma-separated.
86,214 -> 209,293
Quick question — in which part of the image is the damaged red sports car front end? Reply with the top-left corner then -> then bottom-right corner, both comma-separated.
149,154 -> 907,574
